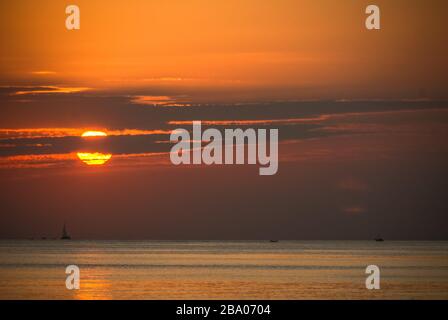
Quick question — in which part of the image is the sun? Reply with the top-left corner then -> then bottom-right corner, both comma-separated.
78,130 -> 112,165
77,152 -> 112,165
81,130 -> 107,137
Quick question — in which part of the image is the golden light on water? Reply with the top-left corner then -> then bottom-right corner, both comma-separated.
81,131 -> 107,137
77,152 -> 112,165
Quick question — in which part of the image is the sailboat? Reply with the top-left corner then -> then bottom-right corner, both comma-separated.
61,223 -> 71,240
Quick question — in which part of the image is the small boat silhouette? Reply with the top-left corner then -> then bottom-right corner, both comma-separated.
269,240 -> 279,243
61,223 -> 71,240
374,235 -> 384,242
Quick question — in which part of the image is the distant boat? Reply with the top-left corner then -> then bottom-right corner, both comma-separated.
269,240 -> 279,243
374,235 -> 384,242
61,223 -> 71,240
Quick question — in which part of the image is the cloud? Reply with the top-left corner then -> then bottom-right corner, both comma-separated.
140,77 -> 185,82
0,151 -> 171,169
0,128 -> 171,140
168,116 -> 328,126
30,71 -> 57,76
1,98 -> 448,169
0,153 -> 74,169
0,134 -> 172,158
12,86 -> 90,96
131,95 -> 191,107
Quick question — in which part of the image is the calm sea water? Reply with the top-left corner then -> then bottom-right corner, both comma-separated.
0,240 -> 447,299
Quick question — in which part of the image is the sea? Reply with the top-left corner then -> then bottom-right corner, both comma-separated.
0,240 -> 447,299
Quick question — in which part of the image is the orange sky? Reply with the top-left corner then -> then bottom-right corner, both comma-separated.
0,1 -> 448,240
1,0 -> 447,100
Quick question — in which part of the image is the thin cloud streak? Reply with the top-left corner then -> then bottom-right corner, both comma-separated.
0,128 -> 171,139
30,71 -> 57,75
168,116 -> 329,126
0,151 -> 171,169
131,95 -> 191,107
12,86 -> 90,95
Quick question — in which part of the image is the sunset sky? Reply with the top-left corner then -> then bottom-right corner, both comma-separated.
0,0 -> 447,239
